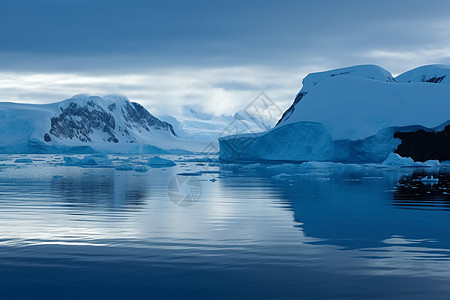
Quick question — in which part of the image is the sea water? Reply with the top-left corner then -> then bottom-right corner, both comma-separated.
0,154 -> 449,299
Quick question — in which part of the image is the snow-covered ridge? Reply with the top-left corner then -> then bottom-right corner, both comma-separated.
396,65 -> 450,85
277,65 -> 395,126
0,94 -> 181,153
302,64 -> 395,90
276,64 -> 450,140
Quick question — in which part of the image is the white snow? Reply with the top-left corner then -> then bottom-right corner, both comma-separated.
396,65 -> 450,85
278,66 -> 450,140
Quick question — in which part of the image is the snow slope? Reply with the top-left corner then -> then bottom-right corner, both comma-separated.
0,94 -> 202,153
277,65 -> 449,140
220,65 -> 450,163
396,65 -> 450,85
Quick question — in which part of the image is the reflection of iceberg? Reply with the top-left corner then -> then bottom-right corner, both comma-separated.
393,170 -> 449,210
269,167 -> 450,252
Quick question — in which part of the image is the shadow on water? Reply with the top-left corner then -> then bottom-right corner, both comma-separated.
393,169 -> 450,211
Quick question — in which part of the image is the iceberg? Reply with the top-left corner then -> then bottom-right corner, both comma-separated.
148,156 -> 176,167
220,122 -> 334,162
14,158 -> 33,164
63,154 -> 112,166
220,65 -> 450,163
381,153 -> 416,167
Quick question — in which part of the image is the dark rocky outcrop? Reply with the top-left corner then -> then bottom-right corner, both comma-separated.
123,102 -> 177,137
49,99 -> 176,143
50,102 -> 117,142
275,92 -> 307,126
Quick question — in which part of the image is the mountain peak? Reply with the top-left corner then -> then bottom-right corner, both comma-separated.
396,64 -> 450,84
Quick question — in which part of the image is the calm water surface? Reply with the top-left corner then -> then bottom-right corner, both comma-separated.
0,154 -> 449,299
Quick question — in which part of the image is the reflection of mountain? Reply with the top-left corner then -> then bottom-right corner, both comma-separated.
268,168 -> 450,250
50,170 -> 148,209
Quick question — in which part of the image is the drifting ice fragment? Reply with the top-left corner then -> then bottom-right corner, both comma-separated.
148,156 -> 176,167
14,158 -> 33,163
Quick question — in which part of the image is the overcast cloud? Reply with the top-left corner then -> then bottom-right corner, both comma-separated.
1,0 -> 450,116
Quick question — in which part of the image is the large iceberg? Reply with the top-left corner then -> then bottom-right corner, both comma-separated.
220,65 -> 450,163
220,122 -> 334,162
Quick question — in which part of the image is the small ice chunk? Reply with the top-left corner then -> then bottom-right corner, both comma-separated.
64,154 -> 112,166
14,158 -> 33,163
63,157 -> 83,166
381,153 -> 416,166
271,173 -> 291,181
84,154 -> 112,165
421,175 -> 439,184
148,156 -> 176,167
115,164 -> 134,171
418,160 -> 441,167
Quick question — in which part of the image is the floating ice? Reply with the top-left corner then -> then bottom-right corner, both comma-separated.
63,154 -> 112,166
14,158 -> 33,163
148,156 -> 176,167
421,175 -> 439,184
416,160 -> 441,167
115,164 -> 134,171
134,165 -> 149,172
381,153 -> 416,167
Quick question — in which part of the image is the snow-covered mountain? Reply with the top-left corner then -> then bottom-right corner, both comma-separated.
220,65 -> 450,163
159,105 -> 277,143
0,94 -> 199,154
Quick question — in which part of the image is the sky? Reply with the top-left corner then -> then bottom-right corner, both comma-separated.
1,0 -> 450,117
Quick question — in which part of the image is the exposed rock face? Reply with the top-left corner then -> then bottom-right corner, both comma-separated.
123,102 -> 177,137
49,96 -> 176,144
50,101 -> 118,143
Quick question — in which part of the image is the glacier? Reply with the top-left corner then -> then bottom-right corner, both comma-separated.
220,65 -> 450,163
